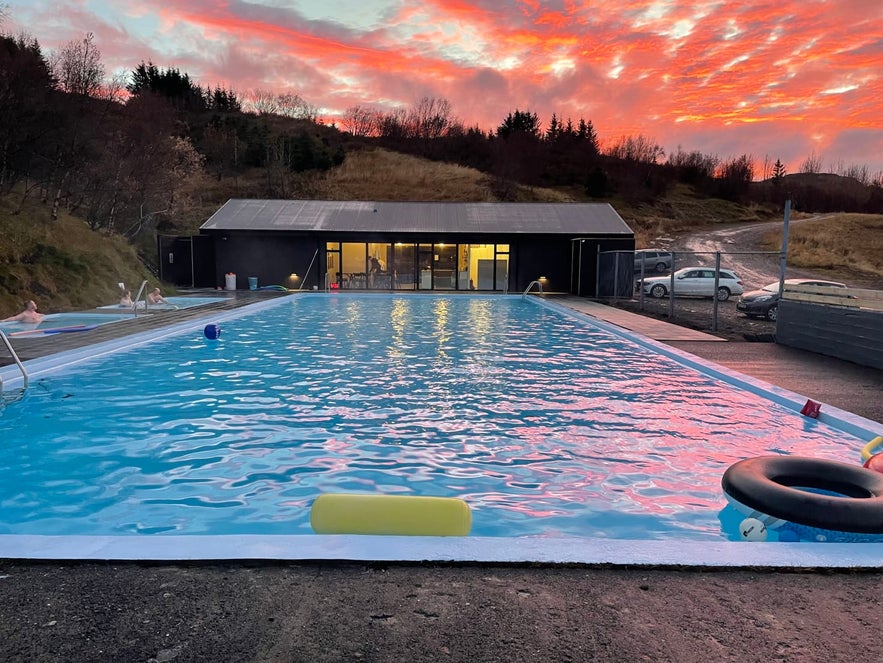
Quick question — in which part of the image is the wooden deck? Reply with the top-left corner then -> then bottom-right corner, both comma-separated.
550,296 -> 727,342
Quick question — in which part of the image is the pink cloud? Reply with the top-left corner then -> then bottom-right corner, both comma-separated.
4,0 -> 882,176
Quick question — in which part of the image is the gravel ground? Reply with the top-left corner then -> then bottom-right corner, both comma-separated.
608,294 -> 775,342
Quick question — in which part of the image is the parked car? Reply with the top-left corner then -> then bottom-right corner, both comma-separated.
736,278 -> 847,321
634,249 -> 673,273
640,267 -> 744,301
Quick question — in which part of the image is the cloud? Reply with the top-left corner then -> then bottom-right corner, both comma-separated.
5,0 -> 882,176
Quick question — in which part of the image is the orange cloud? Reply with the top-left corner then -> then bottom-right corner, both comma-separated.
6,0 -> 882,175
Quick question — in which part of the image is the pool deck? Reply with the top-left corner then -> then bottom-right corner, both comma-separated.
2,291 -> 883,661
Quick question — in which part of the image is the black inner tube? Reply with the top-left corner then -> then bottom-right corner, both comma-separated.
722,456 -> 883,533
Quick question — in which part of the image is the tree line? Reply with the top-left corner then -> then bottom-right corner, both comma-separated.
0,31 -> 344,243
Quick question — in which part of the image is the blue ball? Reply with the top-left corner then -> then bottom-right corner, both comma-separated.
204,324 -> 221,340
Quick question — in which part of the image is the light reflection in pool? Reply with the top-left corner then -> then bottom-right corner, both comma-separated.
0,295 -> 868,541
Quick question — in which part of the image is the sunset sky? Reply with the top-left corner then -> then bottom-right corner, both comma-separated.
4,0 -> 883,177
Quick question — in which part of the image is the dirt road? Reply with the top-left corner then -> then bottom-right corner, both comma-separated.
616,216 -> 882,340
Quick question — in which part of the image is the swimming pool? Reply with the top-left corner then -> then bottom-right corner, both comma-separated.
97,295 -> 231,311
1,294 -> 880,565
0,312 -> 132,335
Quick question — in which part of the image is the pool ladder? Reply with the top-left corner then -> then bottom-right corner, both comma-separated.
0,329 -> 29,391
522,280 -> 544,300
131,280 -> 148,316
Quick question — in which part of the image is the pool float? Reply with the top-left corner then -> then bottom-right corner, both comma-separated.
722,456 -> 883,542
860,436 -> 883,462
256,285 -> 291,292
310,493 -> 472,536
9,325 -> 97,337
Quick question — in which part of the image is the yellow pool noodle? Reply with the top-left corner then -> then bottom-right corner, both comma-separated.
310,493 -> 472,536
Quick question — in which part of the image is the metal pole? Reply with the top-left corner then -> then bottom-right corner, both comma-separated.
712,252 -> 721,331
578,240 -> 583,296
668,252 -> 675,319
778,199 -> 791,298
595,245 -> 600,299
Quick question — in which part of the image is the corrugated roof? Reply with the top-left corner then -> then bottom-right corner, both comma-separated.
199,199 -> 633,236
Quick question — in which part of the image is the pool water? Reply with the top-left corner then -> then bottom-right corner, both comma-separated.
0,312 -> 131,333
97,295 -> 230,311
0,295 -> 868,540
161,296 -> 230,308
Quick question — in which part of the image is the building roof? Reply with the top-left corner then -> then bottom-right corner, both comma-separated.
200,199 -> 633,236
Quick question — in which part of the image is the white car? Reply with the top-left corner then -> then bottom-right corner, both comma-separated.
640,267 -> 744,301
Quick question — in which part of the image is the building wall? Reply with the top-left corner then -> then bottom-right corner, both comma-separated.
181,230 -> 633,295
213,233 -> 322,290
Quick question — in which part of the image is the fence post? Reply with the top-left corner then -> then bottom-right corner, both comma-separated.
778,199 -> 792,298
712,252 -> 721,331
668,252 -> 676,319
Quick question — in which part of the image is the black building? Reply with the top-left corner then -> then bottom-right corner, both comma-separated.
159,199 -> 635,296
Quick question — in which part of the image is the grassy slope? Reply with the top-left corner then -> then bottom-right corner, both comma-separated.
1,147 -> 880,316
760,213 -> 883,282
0,195 -> 159,315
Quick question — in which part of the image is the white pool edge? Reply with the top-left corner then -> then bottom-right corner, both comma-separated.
2,293 -> 881,566
1,534 -> 881,567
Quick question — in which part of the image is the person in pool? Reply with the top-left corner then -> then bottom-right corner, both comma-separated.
147,287 -> 169,305
119,290 -> 134,307
2,299 -> 45,324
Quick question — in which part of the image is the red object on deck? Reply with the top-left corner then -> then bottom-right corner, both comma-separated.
800,399 -> 821,418
864,454 -> 883,473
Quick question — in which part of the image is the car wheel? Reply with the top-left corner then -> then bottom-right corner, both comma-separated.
654,262 -> 667,273
651,284 -> 667,298
766,305 -> 778,321
715,287 -> 731,301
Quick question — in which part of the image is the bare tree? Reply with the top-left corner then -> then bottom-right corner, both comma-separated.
377,107 -> 408,139
799,150 -> 822,174
275,92 -> 318,121
605,134 -> 665,163
51,32 -> 105,97
244,89 -> 317,120
407,96 -> 455,140
761,154 -> 773,181
245,88 -> 280,115
342,105 -> 380,137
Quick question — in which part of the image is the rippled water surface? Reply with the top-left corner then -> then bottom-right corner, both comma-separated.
0,295 -> 862,539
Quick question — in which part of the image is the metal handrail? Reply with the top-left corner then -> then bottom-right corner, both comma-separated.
300,249 -> 319,291
131,280 -> 148,316
0,329 -> 28,390
522,280 -> 543,300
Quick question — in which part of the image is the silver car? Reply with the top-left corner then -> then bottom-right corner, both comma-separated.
634,249 -> 673,273
640,267 -> 744,301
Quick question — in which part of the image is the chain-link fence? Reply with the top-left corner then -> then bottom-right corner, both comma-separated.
599,249 -> 782,332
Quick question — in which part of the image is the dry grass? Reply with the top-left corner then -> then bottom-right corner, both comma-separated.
759,213 -> 883,279
315,148 -> 576,203
0,195 -> 159,315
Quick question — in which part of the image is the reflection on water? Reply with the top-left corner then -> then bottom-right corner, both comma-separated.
0,295 -> 864,540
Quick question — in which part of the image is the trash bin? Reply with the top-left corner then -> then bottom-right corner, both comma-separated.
225,272 -> 237,291
248,276 -> 258,291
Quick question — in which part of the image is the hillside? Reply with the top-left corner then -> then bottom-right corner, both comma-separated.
0,195 -> 158,314
1,148 -> 879,317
